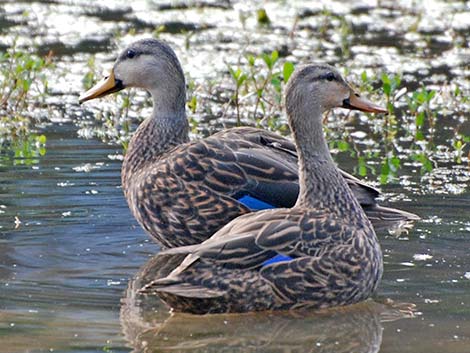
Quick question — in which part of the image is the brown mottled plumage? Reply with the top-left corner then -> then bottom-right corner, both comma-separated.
79,39 -> 418,248
143,64 -> 388,314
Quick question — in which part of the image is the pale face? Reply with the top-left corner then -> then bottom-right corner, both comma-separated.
79,39 -> 185,104
295,66 -> 351,111
285,64 -> 386,115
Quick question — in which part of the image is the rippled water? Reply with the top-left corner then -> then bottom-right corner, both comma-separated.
1,1 -> 469,352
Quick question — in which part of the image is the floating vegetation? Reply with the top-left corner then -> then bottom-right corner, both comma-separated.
0,40 -> 52,164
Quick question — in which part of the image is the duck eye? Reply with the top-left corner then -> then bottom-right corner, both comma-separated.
325,72 -> 335,81
126,49 -> 136,59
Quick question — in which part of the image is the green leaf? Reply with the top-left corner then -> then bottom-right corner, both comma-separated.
361,71 -> 368,83
415,130 -> 425,141
416,111 -> 425,127
454,140 -> 463,149
412,153 -> 434,173
271,50 -> 278,64
391,74 -> 401,89
38,135 -> 47,144
423,159 -> 433,172
383,82 -> 391,96
381,73 -> 390,84
262,53 -> 272,69
418,92 -> 426,104
391,156 -> 400,169
271,77 -> 281,89
228,66 -> 239,80
337,140 -> 349,152
22,79 -> 31,91
238,73 -> 247,86
381,160 -> 390,175
283,61 -> 295,82
188,96 -> 197,113
381,73 -> 396,96
359,164 -> 367,177
427,89 -> 436,101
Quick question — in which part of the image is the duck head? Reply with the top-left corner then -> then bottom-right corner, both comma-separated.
285,64 -> 387,118
79,38 -> 185,105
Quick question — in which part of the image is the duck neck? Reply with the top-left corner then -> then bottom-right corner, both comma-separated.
290,106 -> 361,218
122,88 -> 189,191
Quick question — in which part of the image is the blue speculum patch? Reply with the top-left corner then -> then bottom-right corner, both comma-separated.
262,254 -> 293,267
238,195 -> 275,210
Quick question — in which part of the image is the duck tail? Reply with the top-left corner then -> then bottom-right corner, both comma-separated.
141,276 -> 225,314
364,205 -> 420,232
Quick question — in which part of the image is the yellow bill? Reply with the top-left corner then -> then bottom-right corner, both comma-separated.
79,70 -> 124,104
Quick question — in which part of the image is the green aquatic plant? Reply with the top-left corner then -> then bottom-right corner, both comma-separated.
359,71 -> 375,94
405,86 -> 439,174
453,137 -> 469,164
81,55 -> 98,91
381,73 -> 401,116
323,70 -> 452,182
226,50 -> 294,132
380,154 -> 401,184
0,115 -> 47,165
227,65 -> 248,126
247,50 -> 280,122
0,46 -> 51,114
452,85 -> 470,105
370,73 -> 439,179
0,41 -> 52,161
406,86 -> 437,141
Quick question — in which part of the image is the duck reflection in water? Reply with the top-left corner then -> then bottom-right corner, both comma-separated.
121,253 -> 415,353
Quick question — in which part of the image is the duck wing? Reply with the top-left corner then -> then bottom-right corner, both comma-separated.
147,208 -> 382,307
158,207 -> 345,275
215,127 -> 380,206
210,127 -> 300,209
